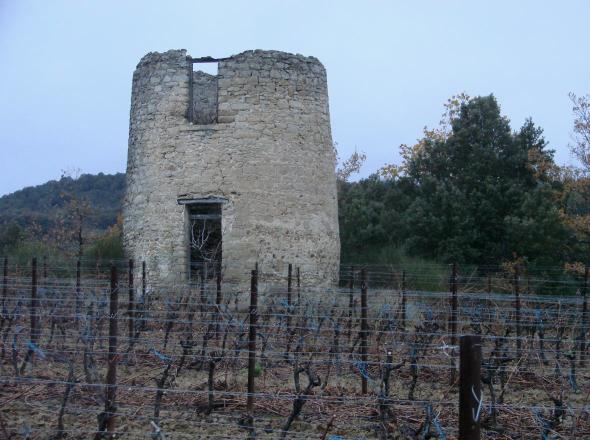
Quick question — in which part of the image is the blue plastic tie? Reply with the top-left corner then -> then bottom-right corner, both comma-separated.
27,341 -> 46,359
354,360 -> 373,382
150,348 -> 172,363
432,415 -> 446,440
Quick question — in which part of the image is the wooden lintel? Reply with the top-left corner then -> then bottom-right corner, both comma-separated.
187,56 -> 230,63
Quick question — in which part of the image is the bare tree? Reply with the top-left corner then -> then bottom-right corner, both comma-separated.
52,169 -> 92,257
569,93 -> 590,173
334,142 -> 366,182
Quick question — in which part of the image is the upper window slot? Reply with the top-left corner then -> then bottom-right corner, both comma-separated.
187,57 -> 219,124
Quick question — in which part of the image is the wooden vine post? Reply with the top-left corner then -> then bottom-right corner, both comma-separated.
459,335 -> 482,440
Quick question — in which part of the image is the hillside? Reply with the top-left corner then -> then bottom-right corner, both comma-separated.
0,173 -> 125,235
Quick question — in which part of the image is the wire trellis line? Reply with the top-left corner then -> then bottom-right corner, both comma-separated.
0,256 -> 589,439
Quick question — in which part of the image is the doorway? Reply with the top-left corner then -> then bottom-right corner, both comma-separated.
186,201 -> 222,282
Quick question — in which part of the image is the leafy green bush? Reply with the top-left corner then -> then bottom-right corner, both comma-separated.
83,227 -> 124,263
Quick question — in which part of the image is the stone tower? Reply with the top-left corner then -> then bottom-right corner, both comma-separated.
123,49 -> 340,287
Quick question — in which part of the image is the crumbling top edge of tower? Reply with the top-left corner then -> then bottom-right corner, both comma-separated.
136,49 -> 324,71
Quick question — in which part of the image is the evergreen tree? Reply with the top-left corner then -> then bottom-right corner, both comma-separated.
401,95 -> 565,264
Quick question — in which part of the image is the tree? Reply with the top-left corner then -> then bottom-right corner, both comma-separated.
379,93 -> 471,180
83,216 -> 125,262
558,93 -> 590,263
54,169 -> 92,257
400,95 -> 565,264
334,143 -> 366,183
569,92 -> 590,173
0,222 -> 23,252
338,173 -> 415,262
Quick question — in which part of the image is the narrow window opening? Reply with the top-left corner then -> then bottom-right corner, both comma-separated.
188,203 -> 222,282
188,58 -> 219,124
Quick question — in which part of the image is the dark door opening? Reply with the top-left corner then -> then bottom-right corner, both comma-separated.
188,202 -> 222,282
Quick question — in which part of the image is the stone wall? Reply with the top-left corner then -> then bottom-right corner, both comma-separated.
123,49 -> 340,288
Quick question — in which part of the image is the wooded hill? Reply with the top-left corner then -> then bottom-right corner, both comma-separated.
0,173 -> 125,239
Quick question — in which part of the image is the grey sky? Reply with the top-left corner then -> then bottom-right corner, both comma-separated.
0,0 -> 588,197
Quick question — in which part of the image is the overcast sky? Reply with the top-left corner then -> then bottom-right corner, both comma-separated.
0,0 -> 588,197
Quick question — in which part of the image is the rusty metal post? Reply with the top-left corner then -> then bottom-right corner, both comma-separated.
296,267 -> 300,302
401,269 -> 406,331
287,263 -> 292,306
459,335 -> 481,440
526,269 -> 531,295
485,272 -> 492,325
348,265 -> 354,342
128,259 -> 134,345
199,267 -> 207,314
450,263 -> 458,384
30,257 -> 38,344
216,267 -> 222,306
75,259 -> 81,319
42,255 -> 47,287
142,261 -> 146,298
287,263 -> 292,331
580,266 -> 588,368
360,268 -> 368,395
287,263 -> 292,302
514,265 -> 521,359
2,257 -> 7,312
450,263 -> 458,343
215,268 -> 222,341
246,267 -> 258,414
104,263 -> 119,434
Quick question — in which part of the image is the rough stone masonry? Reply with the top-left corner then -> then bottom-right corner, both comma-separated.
123,49 -> 340,287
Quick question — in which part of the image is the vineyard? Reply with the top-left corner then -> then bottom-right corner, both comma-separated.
0,258 -> 589,439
